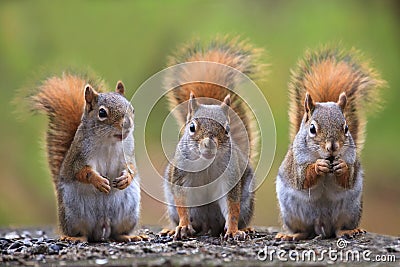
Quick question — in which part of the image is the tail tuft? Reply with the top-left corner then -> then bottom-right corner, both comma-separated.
31,72 -> 106,182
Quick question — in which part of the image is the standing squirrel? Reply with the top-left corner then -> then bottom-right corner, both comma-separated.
160,37 -> 264,240
276,46 -> 385,240
31,73 -> 144,242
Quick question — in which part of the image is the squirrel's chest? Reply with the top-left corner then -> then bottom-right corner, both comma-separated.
88,142 -> 125,179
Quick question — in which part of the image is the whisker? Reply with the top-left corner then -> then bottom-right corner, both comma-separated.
343,143 -> 357,148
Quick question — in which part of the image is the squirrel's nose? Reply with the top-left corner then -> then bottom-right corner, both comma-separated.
325,140 -> 338,153
201,137 -> 217,150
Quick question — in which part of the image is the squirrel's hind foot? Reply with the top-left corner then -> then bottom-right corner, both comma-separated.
111,234 -> 149,242
59,235 -> 87,243
336,228 -> 366,239
275,232 -> 309,241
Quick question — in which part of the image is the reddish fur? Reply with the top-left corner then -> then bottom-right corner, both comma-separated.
336,228 -> 366,237
275,232 -> 309,241
175,197 -> 190,226
76,166 -> 98,185
303,164 -> 319,189
226,201 -> 240,234
335,170 -> 351,189
76,165 -> 110,194
60,235 -> 87,242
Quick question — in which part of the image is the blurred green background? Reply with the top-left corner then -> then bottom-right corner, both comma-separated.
0,0 -> 399,235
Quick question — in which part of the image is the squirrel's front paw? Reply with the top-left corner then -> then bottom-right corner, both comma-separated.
92,175 -> 111,193
332,158 -> 348,176
224,229 -> 247,241
112,170 -> 133,190
174,224 -> 195,240
315,159 -> 331,175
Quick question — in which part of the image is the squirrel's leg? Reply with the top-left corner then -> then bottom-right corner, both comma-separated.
76,165 -> 110,193
224,185 -> 246,240
173,196 -> 195,240
167,165 -> 195,240
224,200 -> 246,240
236,166 -> 255,235
113,163 -> 136,190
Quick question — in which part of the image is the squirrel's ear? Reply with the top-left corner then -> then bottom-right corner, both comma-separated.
115,81 -> 125,96
221,94 -> 231,115
304,92 -> 315,114
84,84 -> 98,112
187,92 -> 198,121
337,92 -> 347,112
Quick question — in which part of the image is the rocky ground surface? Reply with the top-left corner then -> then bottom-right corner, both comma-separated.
0,226 -> 399,266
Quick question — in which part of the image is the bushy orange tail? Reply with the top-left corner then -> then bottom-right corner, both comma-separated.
31,73 -> 105,182
288,46 -> 386,152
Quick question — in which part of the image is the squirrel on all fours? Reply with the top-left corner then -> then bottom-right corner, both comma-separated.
30,74 -> 145,242
276,46 -> 386,241
160,36 -> 265,240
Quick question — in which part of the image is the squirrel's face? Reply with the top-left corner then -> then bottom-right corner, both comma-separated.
182,92 -> 231,161
185,117 -> 230,160
304,92 -> 351,159
84,81 -> 134,142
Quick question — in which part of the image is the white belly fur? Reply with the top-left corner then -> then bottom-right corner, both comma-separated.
60,140 -> 140,239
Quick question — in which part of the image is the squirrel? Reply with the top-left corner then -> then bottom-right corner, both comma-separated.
160,36 -> 264,240
275,46 -> 385,241
30,73 -> 145,242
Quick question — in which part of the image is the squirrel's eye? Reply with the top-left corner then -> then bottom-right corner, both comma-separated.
225,124 -> 230,135
189,122 -> 196,134
98,108 -> 108,119
344,124 -> 349,135
309,123 -> 317,137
